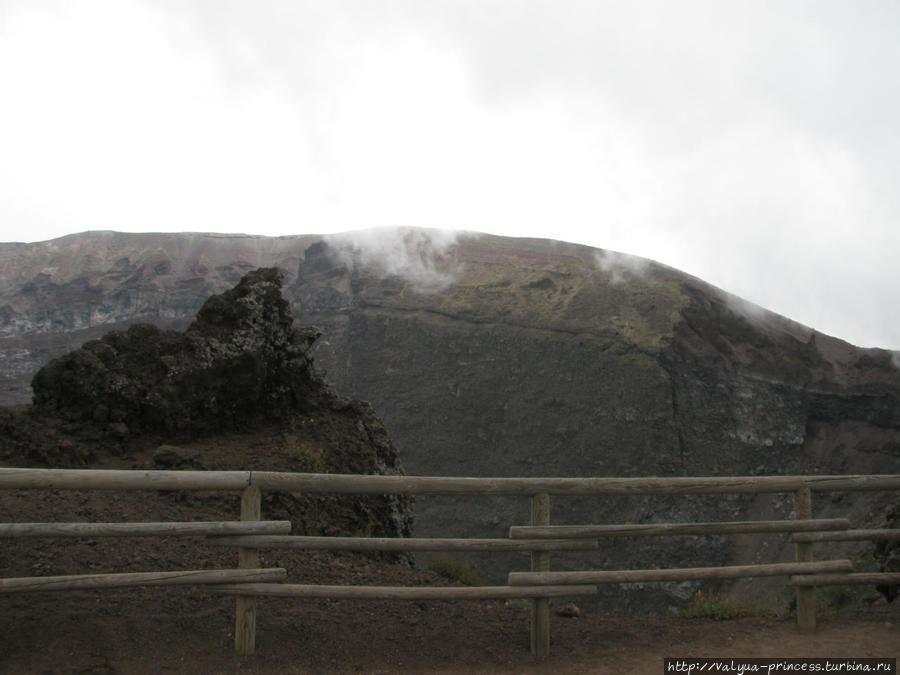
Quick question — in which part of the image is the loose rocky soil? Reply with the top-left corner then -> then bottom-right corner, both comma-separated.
2,430 -> 898,673
2,485 -> 898,674
1,575 -> 897,673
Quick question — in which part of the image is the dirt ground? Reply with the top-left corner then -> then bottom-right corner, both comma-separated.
2,512 -> 897,675
2,428 -> 898,674
1,582 -> 897,674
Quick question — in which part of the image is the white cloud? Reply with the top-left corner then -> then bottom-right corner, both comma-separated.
0,0 -> 327,235
1,0 -> 899,349
593,250 -> 651,286
326,227 -> 462,292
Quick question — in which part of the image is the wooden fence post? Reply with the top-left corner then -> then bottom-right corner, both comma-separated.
793,487 -> 815,630
530,492 -> 551,658
235,485 -> 262,655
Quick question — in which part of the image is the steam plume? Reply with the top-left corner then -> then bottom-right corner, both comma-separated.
325,227 -> 463,292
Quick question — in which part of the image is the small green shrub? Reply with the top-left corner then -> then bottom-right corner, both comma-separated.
677,591 -> 776,620
428,556 -> 486,587
284,435 -> 325,472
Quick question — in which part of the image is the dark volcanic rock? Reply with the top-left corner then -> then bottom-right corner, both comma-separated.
31,268 -> 327,435
1,267 -> 412,541
152,444 -> 202,469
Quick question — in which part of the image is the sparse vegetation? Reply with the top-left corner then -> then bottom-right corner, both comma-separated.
677,591 -> 779,620
284,435 -> 325,472
428,556 -> 486,587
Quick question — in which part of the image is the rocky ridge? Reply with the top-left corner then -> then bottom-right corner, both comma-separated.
1,229 -> 898,612
0,266 -> 412,541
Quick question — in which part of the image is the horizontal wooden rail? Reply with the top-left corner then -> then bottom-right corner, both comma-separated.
207,535 -> 598,552
249,472 -> 900,495
791,529 -> 900,543
791,572 -> 900,586
510,518 -> 851,539
0,568 -> 287,593
0,521 -> 292,538
508,560 -> 854,586
0,468 -> 250,491
211,583 -> 599,600
3,466 -> 897,659
3,468 -> 900,495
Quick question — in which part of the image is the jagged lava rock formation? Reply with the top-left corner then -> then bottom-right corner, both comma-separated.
1,267 -> 411,540
31,268 -> 326,435
1,230 -> 898,612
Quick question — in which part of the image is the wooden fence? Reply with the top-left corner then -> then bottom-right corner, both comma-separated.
2,468 -> 900,659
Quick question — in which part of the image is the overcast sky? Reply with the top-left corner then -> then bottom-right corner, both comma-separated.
1,1 -> 898,350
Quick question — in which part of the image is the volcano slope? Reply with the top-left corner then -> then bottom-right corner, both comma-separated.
1,229 -> 898,613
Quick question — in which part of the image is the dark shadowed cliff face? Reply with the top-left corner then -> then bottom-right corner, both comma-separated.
30,268 -> 326,435
1,230 -> 898,612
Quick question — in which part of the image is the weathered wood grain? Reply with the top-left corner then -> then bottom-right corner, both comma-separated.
0,468 -> 249,491
207,535 -> 597,552
248,472 -> 900,496
212,584 -> 599,599
510,518 -> 851,539
3,468 -> 899,495
0,521 -> 291,538
508,559 -> 854,586
0,568 -> 287,593
235,486 -> 262,656
791,529 -> 900,543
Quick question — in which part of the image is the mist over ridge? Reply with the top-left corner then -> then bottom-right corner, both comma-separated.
0,227 -> 898,612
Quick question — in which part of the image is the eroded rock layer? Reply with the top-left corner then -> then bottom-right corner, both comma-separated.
1,230 -> 898,611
